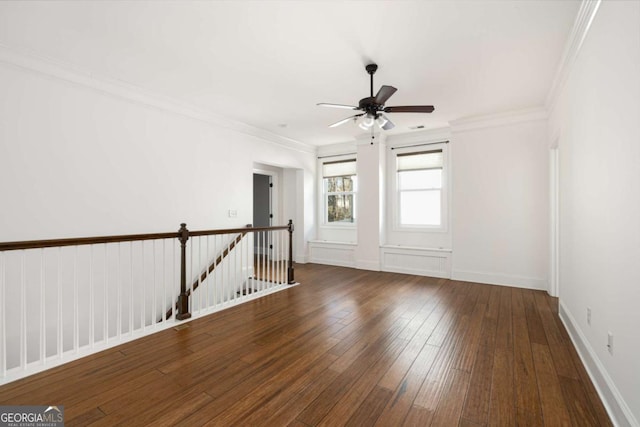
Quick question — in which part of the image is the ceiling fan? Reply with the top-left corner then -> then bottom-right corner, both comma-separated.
318,63 -> 435,131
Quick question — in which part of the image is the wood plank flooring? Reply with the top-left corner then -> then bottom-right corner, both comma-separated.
0,264 -> 612,426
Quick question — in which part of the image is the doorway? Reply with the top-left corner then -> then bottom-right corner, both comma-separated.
253,173 -> 272,256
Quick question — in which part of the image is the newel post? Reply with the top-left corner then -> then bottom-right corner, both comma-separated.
176,223 -> 192,320
287,219 -> 295,284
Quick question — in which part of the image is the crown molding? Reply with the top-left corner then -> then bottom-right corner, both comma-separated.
323,126 -> 451,152
316,141 -> 358,158
386,126 -> 451,147
0,43 -> 316,155
450,107 -> 547,133
318,107 -> 546,147
545,0 -> 602,113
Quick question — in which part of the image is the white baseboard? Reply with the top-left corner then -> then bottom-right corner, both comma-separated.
355,259 -> 380,271
295,253 -> 308,264
382,265 -> 449,278
451,269 -> 547,290
559,302 -> 638,427
309,257 -> 355,268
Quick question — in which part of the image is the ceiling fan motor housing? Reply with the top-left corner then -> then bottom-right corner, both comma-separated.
359,96 -> 381,117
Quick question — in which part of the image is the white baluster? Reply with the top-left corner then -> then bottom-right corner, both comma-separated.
169,238 -> 174,320
73,246 -> 79,353
189,238 -> 194,310
40,248 -> 45,363
117,243 -> 121,339
162,239 -> 166,322
206,236 -> 210,309
57,247 -> 62,358
129,242 -> 133,335
213,235 -> 217,307
21,251 -> 26,368
198,236 -> 202,313
141,241 -> 145,330
89,245 -> 94,349
152,240 -> 156,327
103,244 -> 108,344
233,235 -> 237,302
1,253 -> 6,377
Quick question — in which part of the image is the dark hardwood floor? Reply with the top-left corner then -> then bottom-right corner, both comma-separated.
0,264 -> 611,426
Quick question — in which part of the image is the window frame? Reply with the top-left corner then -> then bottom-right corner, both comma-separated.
392,143 -> 449,233
319,156 -> 357,228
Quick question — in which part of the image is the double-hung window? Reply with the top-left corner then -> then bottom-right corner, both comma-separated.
397,149 -> 444,228
322,159 -> 357,224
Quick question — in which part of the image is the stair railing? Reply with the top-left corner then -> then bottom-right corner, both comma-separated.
0,221 -> 295,384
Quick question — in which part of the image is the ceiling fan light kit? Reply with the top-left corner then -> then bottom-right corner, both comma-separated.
318,63 -> 435,133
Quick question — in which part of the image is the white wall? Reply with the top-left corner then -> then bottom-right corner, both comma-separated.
354,141 -> 385,270
312,120 -> 549,285
548,1 -> 640,425
451,118 -> 549,289
0,58 -> 316,249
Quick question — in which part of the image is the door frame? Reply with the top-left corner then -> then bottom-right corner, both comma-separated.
253,168 -> 279,226
549,144 -> 560,297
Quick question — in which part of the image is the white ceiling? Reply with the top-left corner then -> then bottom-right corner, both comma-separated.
0,1 -> 579,146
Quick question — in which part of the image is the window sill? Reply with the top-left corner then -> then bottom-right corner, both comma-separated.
380,244 -> 452,253
320,224 -> 357,230
392,225 -> 448,234
309,240 -> 357,246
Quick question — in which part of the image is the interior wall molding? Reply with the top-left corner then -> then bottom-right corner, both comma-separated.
380,246 -> 452,279
559,301 -> 638,427
450,107 -> 548,134
316,105 -> 545,150
451,269 -> 547,291
387,127 -> 452,147
324,126 -> 452,153
308,240 -> 357,268
0,43 -> 316,155
545,0 -> 602,114
316,141 -> 359,158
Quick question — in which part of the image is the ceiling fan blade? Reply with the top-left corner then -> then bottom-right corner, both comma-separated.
374,85 -> 397,105
380,114 -> 395,130
317,103 -> 359,110
383,105 -> 435,113
328,114 -> 364,128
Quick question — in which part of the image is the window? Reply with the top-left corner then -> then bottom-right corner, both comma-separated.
322,159 -> 357,224
397,149 -> 444,227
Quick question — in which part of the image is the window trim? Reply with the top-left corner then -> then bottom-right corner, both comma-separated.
318,155 -> 357,228
391,143 -> 449,233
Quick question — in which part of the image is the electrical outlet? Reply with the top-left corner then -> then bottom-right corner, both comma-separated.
228,209 -> 238,218
587,307 -> 591,326
607,332 -> 614,355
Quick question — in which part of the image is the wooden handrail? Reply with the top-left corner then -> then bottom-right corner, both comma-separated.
189,224 -> 289,237
0,224 -> 290,252
0,232 -> 179,252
